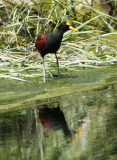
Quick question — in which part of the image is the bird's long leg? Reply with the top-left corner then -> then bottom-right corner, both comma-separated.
55,53 -> 60,78
42,57 -> 46,82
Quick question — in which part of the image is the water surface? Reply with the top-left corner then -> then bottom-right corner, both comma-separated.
0,84 -> 117,160
0,66 -> 117,160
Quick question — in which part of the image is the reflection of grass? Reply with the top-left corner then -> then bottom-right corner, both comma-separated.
0,0 -> 117,80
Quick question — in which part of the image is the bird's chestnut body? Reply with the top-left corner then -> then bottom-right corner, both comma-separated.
35,31 -> 64,57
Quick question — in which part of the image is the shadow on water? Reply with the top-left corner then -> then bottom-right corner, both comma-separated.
46,74 -> 82,80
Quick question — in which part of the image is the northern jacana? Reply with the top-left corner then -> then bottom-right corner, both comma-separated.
35,21 -> 78,82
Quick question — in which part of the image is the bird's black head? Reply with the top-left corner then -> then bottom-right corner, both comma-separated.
58,21 -> 78,32
58,21 -> 69,32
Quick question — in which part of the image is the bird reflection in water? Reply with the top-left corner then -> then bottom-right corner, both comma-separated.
39,104 -> 71,140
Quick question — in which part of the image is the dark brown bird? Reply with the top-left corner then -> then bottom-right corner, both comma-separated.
35,21 -> 78,82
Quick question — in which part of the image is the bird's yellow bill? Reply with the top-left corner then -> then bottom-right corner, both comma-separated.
69,26 -> 78,32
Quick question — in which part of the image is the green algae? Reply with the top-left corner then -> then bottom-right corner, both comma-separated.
0,65 -> 117,113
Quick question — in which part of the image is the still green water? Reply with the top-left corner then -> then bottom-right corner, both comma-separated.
0,66 -> 117,160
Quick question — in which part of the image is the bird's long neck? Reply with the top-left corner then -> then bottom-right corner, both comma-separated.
56,30 -> 64,41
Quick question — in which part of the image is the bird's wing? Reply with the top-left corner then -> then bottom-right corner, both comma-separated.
35,33 -> 48,51
47,32 -> 57,45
